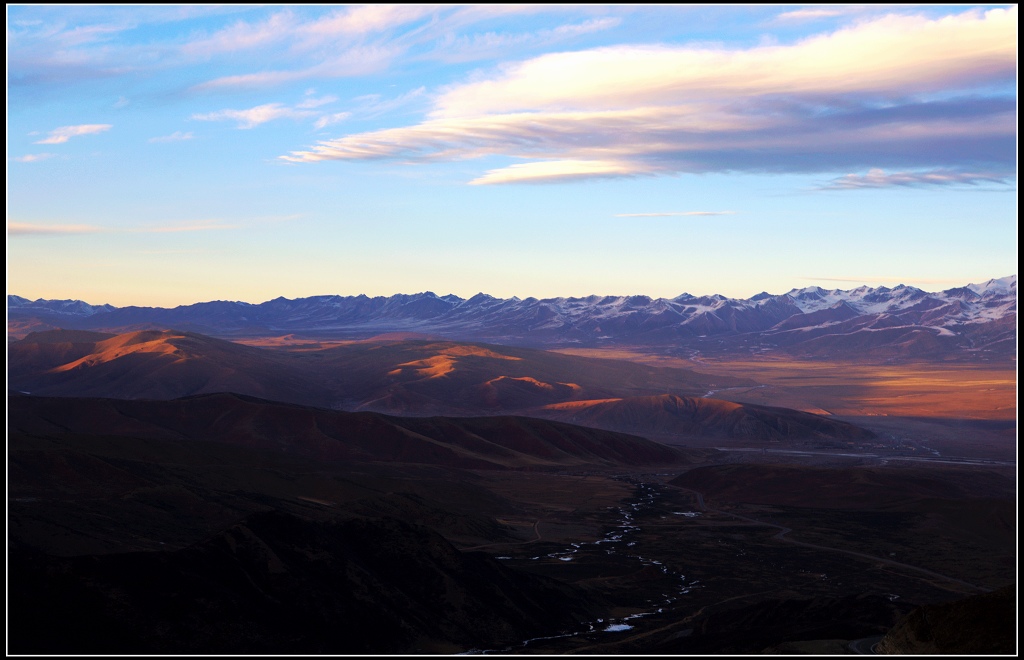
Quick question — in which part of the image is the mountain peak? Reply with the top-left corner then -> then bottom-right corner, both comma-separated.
7,275 -> 1015,360
967,275 -> 1017,295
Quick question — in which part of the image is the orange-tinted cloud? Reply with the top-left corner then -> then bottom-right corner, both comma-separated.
8,222 -> 102,236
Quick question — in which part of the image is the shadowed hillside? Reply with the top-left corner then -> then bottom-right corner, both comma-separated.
669,463 -> 1016,589
537,394 -> 875,444
875,584 -> 1016,655
8,392 -> 1014,654
9,392 -> 685,470
8,512 -> 603,654
669,463 -> 1016,509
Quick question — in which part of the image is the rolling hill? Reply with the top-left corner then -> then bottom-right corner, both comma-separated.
536,394 -> 875,443
8,328 -> 747,413
8,329 -> 877,445
9,392 -> 685,470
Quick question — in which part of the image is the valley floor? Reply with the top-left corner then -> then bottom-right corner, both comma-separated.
452,462 -> 1014,653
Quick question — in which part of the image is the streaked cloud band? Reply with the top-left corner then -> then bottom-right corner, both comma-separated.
821,168 -> 1013,190
283,7 -> 1016,185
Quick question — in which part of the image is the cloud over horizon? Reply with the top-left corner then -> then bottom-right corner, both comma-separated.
8,222 -> 103,236
9,220 -> 239,237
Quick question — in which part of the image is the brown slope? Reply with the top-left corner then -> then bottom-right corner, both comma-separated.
309,339 -> 752,414
9,330 -> 879,447
534,394 -> 874,443
8,393 -> 685,469
6,329 -> 117,376
10,330 -> 877,446
8,329 -> 334,407
8,331 -> 753,417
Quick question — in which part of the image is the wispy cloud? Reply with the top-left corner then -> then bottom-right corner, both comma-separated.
138,249 -> 212,255
550,17 -> 621,38
298,5 -> 439,42
180,10 -> 296,57
616,211 -> 736,217
9,219 -> 239,237
11,153 -> 55,163
820,168 -> 1012,190
282,7 -> 1016,185
35,123 -> 112,144
193,69 -> 306,90
296,93 -> 338,109
8,221 -> 103,236
429,17 -> 622,63
148,131 -> 194,143
10,6 -> 620,100
192,103 -> 314,129
774,6 -> 872,23
192,45 -> 398,90
6,7 -> 252,92
349,87 -> 426,118
185,9 -> 623,92
469,159 -> 650,185
177,5 -> 435,61
314,112 -> 352,130
179,7 -> 432,91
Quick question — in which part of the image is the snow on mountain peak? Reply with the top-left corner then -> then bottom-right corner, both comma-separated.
8,275 -> 1015,349
966,275 -> 1017,295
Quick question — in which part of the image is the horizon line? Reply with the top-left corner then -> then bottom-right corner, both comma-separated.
9,275 -> 1016,309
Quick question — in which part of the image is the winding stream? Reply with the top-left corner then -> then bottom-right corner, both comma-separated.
464,478 -> 702,654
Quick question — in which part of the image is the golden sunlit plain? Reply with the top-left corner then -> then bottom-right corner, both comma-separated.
553,348 -> 1016,420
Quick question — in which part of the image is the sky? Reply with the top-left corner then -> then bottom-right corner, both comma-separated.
6,4 -> 1018,307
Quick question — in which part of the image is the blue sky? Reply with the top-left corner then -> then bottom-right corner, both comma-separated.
7,5 -> 1017,307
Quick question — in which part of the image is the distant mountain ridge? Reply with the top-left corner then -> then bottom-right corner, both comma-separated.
9,276 -> 1016,360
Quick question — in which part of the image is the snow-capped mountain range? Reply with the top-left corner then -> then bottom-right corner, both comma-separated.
8,276 -> 1016,360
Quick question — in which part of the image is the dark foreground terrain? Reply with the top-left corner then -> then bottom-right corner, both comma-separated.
10,513 -> 601,654
7,392 -> 1016,654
